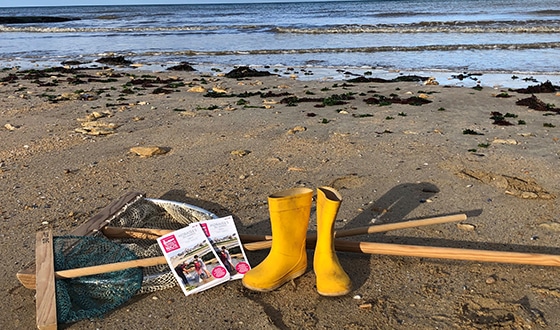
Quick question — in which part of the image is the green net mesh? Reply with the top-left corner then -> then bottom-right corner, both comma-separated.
54,235 -> 143,323
53,197 -> 217,324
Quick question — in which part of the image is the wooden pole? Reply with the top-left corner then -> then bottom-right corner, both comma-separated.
55,256 -> 167,279
335,213 -> 467,238
23,236 -> 560,290
333,240 -> 560,267
102,213 -> 467,245
35,229 -> 57,330
242,213 -> 467,250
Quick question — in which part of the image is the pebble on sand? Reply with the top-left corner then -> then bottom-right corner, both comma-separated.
230,149 -> 251,157
130,146 -> 170,157
188,86 -> 206,93
287,125 -> 307,134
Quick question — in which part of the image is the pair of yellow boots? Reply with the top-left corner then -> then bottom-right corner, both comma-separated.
242,187 -> 351,296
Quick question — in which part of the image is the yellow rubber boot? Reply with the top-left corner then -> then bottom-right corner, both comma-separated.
313,186 -> 352,296
242,187 -> 313,291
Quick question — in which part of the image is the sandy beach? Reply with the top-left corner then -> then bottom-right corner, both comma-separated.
2,64 -> 560,329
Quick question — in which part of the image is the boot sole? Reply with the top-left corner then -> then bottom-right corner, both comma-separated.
317,287 -> 352,297
242,267 -> 307,292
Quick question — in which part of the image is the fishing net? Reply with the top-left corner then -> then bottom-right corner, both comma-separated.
54,197 -> 217,323
54,235 -> 143,323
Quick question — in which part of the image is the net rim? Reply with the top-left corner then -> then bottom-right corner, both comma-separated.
145,198 -> 219,220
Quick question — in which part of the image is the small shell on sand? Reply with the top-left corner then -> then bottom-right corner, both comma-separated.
492,138 -> 518,145
456,223 -> 476,231
539,222 -> 560,232
485,276 -> 497,284
4,123 -> 19,131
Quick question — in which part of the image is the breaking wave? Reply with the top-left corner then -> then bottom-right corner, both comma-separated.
2,21 -> 559,34
272,21 -> 560,34
139,42 -> 560,57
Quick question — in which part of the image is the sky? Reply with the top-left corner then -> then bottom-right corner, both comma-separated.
0,0 -> 317,7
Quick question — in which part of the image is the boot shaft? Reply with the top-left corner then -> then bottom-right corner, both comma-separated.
268,187 -> 313,256
316,186 -> 342,234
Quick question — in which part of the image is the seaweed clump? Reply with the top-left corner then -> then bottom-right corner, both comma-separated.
513,81 -> 560,94
516,95 -> 560,113
278,93 -> 355,107
347,75 -> 430,84
490,112 -> 514,126
225,66 -> 273,79
363,94 -> 432,106
95,56 -> 133,66
167,62 -> 196,71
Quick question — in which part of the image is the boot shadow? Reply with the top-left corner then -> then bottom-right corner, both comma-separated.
336,182 -> 440,291
345,182 -> 440,229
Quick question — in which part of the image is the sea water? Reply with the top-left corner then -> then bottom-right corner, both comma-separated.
0,0 -> 559,86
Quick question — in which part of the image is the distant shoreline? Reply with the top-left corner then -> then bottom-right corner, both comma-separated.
2,59 -> 560,90
0,16 -> 80,24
